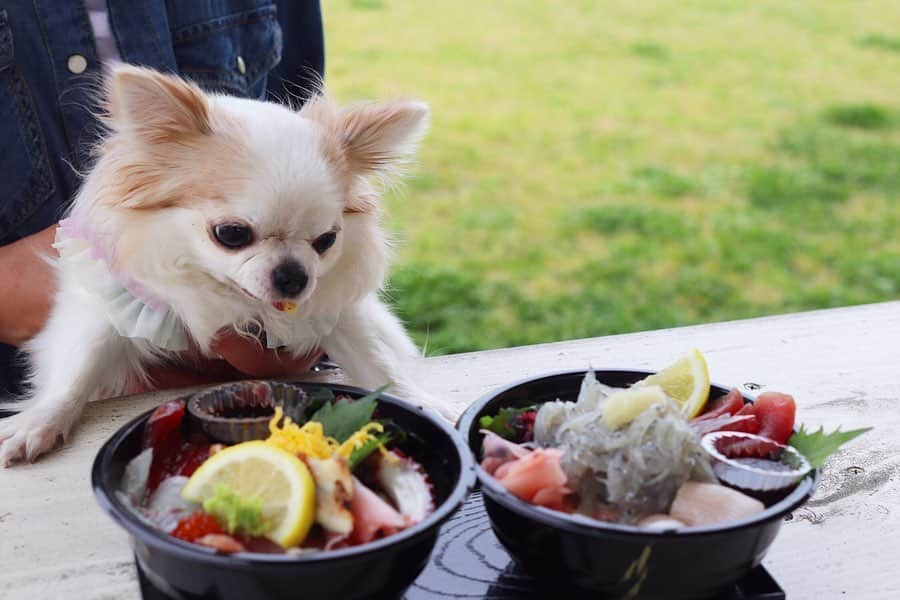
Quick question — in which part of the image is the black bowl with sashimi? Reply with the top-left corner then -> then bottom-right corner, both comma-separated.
93,382 -> 475,600
458,370 -> 818,600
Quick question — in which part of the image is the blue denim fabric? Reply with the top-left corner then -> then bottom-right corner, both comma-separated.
0,0 -> 323,396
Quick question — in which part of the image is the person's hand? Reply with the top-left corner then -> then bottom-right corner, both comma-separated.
0,225 -> 57,346
125,330 -> 323,394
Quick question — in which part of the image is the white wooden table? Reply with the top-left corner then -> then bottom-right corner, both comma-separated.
2,302 -> 898,600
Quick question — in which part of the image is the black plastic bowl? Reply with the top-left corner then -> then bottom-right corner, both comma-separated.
458,370 -> 818,600
93,382 -> 476,600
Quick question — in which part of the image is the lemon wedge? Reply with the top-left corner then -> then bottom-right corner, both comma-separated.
603,385 -> 668,429
182,441 -> 315,547
637,349 -> 711,419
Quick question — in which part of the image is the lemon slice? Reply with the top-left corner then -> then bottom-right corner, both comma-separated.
182,441 -> 315,547
603,385 -> 668,429
637,349 -> 710,418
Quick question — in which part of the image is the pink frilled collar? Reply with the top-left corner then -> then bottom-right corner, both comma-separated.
54,215 -> 190,351
57,216 -> 167,311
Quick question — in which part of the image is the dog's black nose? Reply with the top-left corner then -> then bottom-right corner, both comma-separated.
271,260 -> 308,298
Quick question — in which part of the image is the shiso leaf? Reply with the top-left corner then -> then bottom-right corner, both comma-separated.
310,384 -> 389,442
282,386 -> 334,424
203,483 -> 268,536
788,425 -> 872,469
479,405 -> 535,441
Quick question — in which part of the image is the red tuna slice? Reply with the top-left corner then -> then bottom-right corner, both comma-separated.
495,448 -> 568,504
696,388 -> 745,420
177,434 -> 212,476
147,434 -> 210,494
690,413 -> 757,437
147,438 -> 210,494
518,410 -> 537,443
754,392 -> 796,445
717,404 -> 760,435
143,400 -> 186,449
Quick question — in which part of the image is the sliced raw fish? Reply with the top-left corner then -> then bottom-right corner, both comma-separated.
495,448 -> 568,504
375,451 -> 434,523
307,456 -> 354,536
480,430 -> 530,475
669,481 -> 764,527
348,476 -> 407,544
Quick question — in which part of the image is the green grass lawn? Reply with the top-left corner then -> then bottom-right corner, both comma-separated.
322,0 -> 900,355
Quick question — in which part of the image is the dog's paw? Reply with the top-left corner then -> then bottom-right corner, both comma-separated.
0,409 -> 73,467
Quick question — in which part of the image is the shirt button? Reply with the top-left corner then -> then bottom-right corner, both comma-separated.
236,55 -> 247,75
67,54 -> 88,74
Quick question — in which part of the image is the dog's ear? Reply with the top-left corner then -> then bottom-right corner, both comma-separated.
337,101 -> 430,176
106,65 -> 210,142
303,97 -> 429,213
305,97 -> 429,178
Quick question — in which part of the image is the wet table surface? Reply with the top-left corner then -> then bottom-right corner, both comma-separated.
2,301 -> 899,599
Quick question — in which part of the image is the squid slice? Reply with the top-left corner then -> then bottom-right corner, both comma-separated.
669,481 -> 764,527
307,456 -> 355,536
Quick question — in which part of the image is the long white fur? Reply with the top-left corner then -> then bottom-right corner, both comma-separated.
0,66 -> 450,466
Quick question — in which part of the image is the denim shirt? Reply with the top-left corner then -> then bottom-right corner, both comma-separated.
0,0 -> 323,396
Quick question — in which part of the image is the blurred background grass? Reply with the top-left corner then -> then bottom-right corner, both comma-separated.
322,0 -> 900,355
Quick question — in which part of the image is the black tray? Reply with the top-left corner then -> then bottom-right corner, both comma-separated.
137,492 -> 785,600
402,492 -> 785,600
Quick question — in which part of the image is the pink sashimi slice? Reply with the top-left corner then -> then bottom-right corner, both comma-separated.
348,476 -> 407,545
324,531 -> 349,551
689,413 -> 756,436
531,485 -> 574,512
495,448 -> 568,504
480,430 -> 531,475
695,388 -> 744,420
493,459 -> 515,480
195,534 -> 246,554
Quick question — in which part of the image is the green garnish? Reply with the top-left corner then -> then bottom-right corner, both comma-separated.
309,384 -> 389,442
281,386 -> 335,424
348,432 -> 393,469
479,405 -> 536,441
203,483 -> 268,536
789,425 -> 872,469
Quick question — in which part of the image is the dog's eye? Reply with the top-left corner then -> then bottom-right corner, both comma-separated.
312,231 -> 337,255
213,223 -> 254,249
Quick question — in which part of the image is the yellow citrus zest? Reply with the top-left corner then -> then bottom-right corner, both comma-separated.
266,406 -> 338,459
265,407 -> 392,462
336,422 -> 384,459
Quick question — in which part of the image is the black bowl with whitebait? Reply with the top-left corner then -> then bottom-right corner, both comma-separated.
93,382 -> 476,600
458,370 -> 818,600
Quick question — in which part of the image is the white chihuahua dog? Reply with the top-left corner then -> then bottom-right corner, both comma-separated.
0,65 -> 451,466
